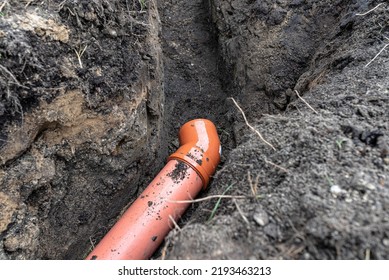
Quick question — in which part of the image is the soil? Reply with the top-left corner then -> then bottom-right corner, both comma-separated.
0,0 -> 165,259
1,0 -> 388,260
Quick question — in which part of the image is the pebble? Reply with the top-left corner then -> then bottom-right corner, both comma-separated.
253,210 -> 269,226
330,185 -> 344,195
366,183 -> 376,191
383,239 -> 389,247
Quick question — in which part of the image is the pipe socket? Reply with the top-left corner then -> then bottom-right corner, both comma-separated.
169,119 -> 221,188
86,119 -> 221,260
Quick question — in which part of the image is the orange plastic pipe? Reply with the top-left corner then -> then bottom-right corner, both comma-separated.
86,119 -> 221,260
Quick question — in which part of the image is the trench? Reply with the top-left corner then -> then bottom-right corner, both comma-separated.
154,0 -> 237,240
159,0 -> 236,162
151,0 -> 356,259
0,0 -> 370,260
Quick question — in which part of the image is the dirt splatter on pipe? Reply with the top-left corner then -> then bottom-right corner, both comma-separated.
86,119 -> 221,260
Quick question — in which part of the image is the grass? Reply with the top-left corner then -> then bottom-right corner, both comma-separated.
208,184 -> 234,222
138,0 -> 147,11
335,138 -> 346,149
324,174 -> 334,187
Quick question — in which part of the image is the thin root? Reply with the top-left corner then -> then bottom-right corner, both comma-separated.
356,3 -> 385,16
264,158 -> 289,173
168,215 -> 181,232
294,90 -> 319,115
0,1 -> 8,12
160,238 -> 171,260
0,64 -> 28,88
247,170 -> 260,197
364,43 -> 389,68
229,97 -> 276,151
167,194 -> 253,204
233,199 -> 250,226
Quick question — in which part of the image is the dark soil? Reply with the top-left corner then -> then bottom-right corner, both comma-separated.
166,0 -> 389,259
0,0 -> 165,259
159,0 -> 235,161
1,0 -> 389,260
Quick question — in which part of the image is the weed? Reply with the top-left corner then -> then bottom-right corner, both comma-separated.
74,45 -> 88,68
138,0 -> 147,11
324,174 -> 334,187
208,184 -> 234,222
335,138 -> 346,149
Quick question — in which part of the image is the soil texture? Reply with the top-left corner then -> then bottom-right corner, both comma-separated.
166,0 -> 389,259
0,0 -> 164,259
1,0 -> 389,260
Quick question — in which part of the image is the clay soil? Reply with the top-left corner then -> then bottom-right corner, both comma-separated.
1,0 -> 389,259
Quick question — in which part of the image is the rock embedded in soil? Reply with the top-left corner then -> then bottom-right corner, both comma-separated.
253,209 -> 269,227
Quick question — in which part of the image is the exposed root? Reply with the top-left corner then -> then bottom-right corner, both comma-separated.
167,194 -> 252,204
247,170 -> 260,197
355,3 -> 388,68
229,97 -> 276,151
364,41 -> 389,68
356,3 -> 385,16
168,215 -> 182,232
294,90 -> 319,115
0,64 -> 28,88
263,158 -> 289,173
233,199 -> 250,226
160,238 -> 171,260
0,1 -> 8,12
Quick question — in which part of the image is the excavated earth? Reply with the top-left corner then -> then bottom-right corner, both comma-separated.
1,0 -> 389,260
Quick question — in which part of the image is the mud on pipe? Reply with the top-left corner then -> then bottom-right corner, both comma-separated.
86,119 -> 221,260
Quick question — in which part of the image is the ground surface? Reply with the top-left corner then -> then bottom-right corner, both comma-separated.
1,0 -> 389,259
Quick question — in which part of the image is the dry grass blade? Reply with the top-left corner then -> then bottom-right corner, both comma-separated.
168,215 -> 181,232
264,158 -> 289,173
74,45 -> 88,68
247,170 -> 260,197
233,199 -> 250,226
294,90 -> 319,114
89,236 -> 95,249
229,97 -> 276,151
356,3 -> 385,16
167,194 -> 248,204
0,1 -> 8,12
364,43 -> 389,67
160,238 -> 171,260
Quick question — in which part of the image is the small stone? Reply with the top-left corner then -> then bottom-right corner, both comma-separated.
383,157 -> 389,165
303,252 -> 312,260
352,172 -> 375,191
253,210 -> 269,226
383,239 -> 389,247
330,185 -> 343,195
